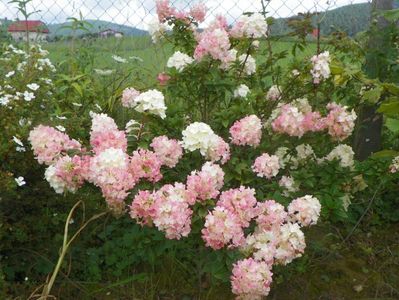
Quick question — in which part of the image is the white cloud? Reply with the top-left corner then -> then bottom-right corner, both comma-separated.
0,0 -> 370,30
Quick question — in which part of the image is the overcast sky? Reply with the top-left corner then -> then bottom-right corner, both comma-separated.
0,0 -> 369,29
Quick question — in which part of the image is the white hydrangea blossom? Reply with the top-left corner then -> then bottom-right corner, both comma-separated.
45,165 -> 66,194
133,89 -> 167,119
233,13 -> 268,38
279,176 -> 299,195
233,84 -> 250,98
92,148 -> 128,170
167,51 -> 194,72
292,98 -> 312,113
310,51 -> 331,84
15,176 -> 26,186
148,17 -> 168,43
288,195 -> 321,227
324,144 -> 355,168
390,156 -> 399,173
181,122 -> 218,155
266,85 -> 281,101
239,54 -> 256,76
275,223 -> 306,265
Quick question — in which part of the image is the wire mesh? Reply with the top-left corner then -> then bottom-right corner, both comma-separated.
0,0 -> 373,37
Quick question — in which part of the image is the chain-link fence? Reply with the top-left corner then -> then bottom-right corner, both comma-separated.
0,0 -> 375,38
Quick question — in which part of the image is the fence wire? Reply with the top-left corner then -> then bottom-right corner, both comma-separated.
0,0 -> 373,37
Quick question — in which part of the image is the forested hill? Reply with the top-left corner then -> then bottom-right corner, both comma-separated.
271,2 -> 372,36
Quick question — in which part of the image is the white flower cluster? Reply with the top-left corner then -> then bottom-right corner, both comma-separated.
148,17 -> 168,43
134,89 -> 167,119
233,84 -> 250,99
239,54 -> 256,76
233,13 -> 268,38
279,176 -> 299,196
167,51 -> 194,72
181,122 -> 219,156
310,51 -> 331,84
323,144 -> 355,168
45,165 -> 66,194
266,85 -> 281,101
390,156 -> 399,173
288,195 -> 321,227
275,222 -> 306,265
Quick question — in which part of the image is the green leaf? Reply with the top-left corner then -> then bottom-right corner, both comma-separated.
371,150 -> 399,159
386,118 -> 399,133
362,86 -> 383,104
71,82 -> 83,97
378,100 -> 399,114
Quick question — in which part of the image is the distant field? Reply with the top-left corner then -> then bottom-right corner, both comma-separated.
43,36 -> 318,76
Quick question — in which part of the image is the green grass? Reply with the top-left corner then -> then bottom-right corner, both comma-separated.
43,36 -> 318,76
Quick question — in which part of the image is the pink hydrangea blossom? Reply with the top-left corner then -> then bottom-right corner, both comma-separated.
150,135 -> 183,168
186,162 -> 224,202
45,155 -> 89,194
231,258 -> 273,299
189,3 -> 207,23
152,183 -> 194,239
121,87 -> 140,108
206,15 -> 228,31
157,72 -> 171,86
255,200 -> 288,231
28,125 -> 82,165
324,102 -> 357,141
129,190 -> 156,226
129,149 -> 163,183
88,148 -> 136,212
252,153 -> 280,179
156,0 -> 175,21
89,113 -> 127,154
287,195 -> 321,227
90,129 -> 128,154
271,104 -> 306,137
202,206 -> 245,249
217,186 -> 258,228
230,115 -> 262,147
194,28 -> 231,63
207,135 -> 231,164
241,229 -> 278,264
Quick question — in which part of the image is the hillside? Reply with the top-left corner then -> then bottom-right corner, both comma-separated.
271,2 -> 371,36
47,19 -> 147,38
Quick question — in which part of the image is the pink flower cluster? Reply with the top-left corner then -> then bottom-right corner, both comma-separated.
218,187 -> 258,227
30,114 -> 185,213
150,135 -> 183,168
271,102 -> 356,140
121,87 -> 140,108
130,149 -> 163,182
390,156 -> 399,173
130,182 -> 195,239
206,136 -> 231,164
202,186 -> 258,250
156,0 -> 207,23
230,115 -> 262,147
231,258 -> 273,300
187,162 -> 224,202
201,206 -> 246,249
252,153 -> 280,179
288,195 -> 321,227
28,125 -> 81,165
90,113 -> 127,154
194,28 -> 232,63
324,102 -> 357,141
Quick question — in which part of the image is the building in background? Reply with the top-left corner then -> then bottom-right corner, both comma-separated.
8,20 -> 49,42
98,28 -> 123,38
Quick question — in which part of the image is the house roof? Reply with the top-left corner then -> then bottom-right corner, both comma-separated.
99,28 -> 123,34
8,20 -> 49,33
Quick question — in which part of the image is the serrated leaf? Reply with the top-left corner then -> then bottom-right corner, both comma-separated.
362,86 -> 383,104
